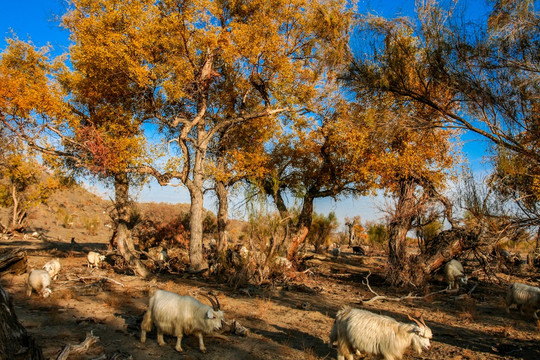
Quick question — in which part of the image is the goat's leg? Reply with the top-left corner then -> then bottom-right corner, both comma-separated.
196,332 -> 206,353
175,333 -> 184,352
157,331 -> 166,346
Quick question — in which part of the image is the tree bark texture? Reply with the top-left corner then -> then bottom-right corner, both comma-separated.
387,179 -> 417,286
407,228 -> 479,286
286,195 -> 314,261
11,184 -> 18,229
535,227 -> 540,257
0,249 -> 27,275
0,284 -> 44,360
187,148 -> 206,271
215,180 -> 229,252
113,174 -> 149,278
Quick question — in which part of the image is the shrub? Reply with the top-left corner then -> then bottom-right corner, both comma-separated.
56,207 -> 74,229
307,212 -> 339,253
366,221 -> 388,249
82,216 -> 100,235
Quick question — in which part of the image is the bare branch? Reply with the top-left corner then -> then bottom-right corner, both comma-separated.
360,271 -> 450,304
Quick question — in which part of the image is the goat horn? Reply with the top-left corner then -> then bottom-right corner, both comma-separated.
212,294 -> 221,310
420,315 -> 427,327
210,291 -> 221,310
202,293 -> 219,311
408,314 -> 424,328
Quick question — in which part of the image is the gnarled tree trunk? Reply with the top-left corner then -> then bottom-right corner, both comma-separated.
0,284 -> 44,359
407,227 -> 479,286
113,173 -> 149,278
186,145 -> 207,271
286,195 -> 314,261
387,179 -> 417,285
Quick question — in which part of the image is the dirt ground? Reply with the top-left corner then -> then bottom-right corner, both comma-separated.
1,231 -> 540,360
0,185 -> 539,359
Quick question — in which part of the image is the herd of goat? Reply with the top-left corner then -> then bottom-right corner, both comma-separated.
22,251 -> 540,359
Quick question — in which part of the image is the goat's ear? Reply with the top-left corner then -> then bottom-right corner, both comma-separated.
206,309 -> 215,319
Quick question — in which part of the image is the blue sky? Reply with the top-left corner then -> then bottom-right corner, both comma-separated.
1,0 -> 494,227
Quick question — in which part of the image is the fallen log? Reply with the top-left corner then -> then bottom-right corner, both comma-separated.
0,248 -> 27,275
56,331 -> 99,360
405,228 -> 480,287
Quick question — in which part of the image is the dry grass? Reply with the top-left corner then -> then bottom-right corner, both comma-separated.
461,348 -> 480,360
103,293 -> 127,308
254,297 -> 273,319
457,295 -> 478,322
302,346 -> 328,360
81,215 -> 100,235
55,287 -> 81,302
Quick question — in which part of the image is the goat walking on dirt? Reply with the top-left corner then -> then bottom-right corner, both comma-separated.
329,307 -> 432,360
141,290 -> 224,353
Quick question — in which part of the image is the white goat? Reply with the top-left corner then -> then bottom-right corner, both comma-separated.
273,256 -> 292,269
505,282 -> 540,319
42,258 -> 61,280
87,251 -> 105,268
158,249 -> 169,262
444,259 -> 468,290
27,270 -> 52,298
329,307 -> 432,360
141,290 -> 224,353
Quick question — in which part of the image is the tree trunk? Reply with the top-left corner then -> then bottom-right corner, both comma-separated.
387,179 -> 417,285
286,195 -> 314,261
113,173 -> 149,278
215,180 -> 229,252
187,149 -> 206,271
0,284 -> 44,360
407,227 -> 479,286
11,184 -> 18,229
347,222 -> 356,247
263,181 -> 289,219
535,227 -> 540,257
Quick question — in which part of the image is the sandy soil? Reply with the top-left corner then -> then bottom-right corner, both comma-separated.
1,231 -> 540,360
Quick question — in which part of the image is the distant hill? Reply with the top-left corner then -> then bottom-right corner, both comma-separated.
0,179 -> 246,246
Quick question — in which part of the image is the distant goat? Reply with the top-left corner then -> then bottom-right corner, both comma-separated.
42,258 -> 61,280
27,269 -> 52,298
329,307 -> 432,360
87,251 -> 106,269
352,246 -> 364,255
444,259 -> 468,290
141,290 -> 224,353
158,249 -> 169,262
332,245 -> 340,258
505,282 -> 540,319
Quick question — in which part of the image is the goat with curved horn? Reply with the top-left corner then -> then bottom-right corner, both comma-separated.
408,314 -> 424,328
202,292 -> 220,311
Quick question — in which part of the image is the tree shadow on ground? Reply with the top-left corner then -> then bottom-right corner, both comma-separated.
251,323 -> 332,359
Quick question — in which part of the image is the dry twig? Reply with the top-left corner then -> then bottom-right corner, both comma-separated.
361,271 -> 451,304
56,331 -> 99,360
67,275 -> 125,287
454,282 -> 478,300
